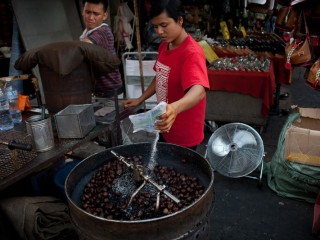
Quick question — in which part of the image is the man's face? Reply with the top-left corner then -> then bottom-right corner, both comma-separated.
82,2 -> 107,30
151,11 -> 183,44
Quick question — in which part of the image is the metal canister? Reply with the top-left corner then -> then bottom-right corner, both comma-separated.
26,115 -> 54,152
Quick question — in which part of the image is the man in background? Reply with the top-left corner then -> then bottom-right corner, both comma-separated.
80,0 -> 123,98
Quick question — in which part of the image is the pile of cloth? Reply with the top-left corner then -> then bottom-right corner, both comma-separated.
0,196 -> 77,240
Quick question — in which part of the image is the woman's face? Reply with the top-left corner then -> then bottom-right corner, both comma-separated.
151,11 -> 183,45
82,2 -> 107,30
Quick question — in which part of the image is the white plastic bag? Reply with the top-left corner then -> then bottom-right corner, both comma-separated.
129,101 -> 166,133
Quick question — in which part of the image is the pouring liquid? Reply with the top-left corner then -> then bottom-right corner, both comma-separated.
147,132 -> 159,175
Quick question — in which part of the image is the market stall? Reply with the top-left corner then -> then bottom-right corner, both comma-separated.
205,55 -> 275,130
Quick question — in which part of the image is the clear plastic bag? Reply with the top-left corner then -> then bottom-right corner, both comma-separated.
129,101 -> 166,133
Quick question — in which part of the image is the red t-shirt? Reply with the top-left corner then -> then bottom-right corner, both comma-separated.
154,35 -> 209,147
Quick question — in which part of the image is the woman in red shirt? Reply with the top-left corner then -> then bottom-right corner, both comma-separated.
123,0 -> 209,150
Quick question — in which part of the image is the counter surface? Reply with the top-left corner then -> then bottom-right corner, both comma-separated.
0,106 -> 139,191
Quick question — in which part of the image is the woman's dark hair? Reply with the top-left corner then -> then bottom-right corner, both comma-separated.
82,0 -> 108,11
149,0 -> 184,22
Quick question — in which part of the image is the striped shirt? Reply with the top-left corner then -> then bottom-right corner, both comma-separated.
85,25 -> 122,97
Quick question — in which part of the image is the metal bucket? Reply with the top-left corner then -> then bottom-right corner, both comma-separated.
65,143 -> 215,240
26,115 -> 54,152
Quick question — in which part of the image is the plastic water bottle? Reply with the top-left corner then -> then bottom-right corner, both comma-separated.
6,87 -> 22,124
0,89 -> 14,131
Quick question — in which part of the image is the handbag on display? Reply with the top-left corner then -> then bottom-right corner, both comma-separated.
275,5 -> 300,31
284,10 -> 314,69
306,58 -> 320,90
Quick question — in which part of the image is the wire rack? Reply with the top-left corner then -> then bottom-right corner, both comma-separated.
0,129 -> 37,179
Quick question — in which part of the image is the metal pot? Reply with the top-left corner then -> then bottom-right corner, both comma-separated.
65,142 -> 214,240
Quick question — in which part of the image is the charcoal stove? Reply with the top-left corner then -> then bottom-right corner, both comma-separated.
65,142 -> 214,240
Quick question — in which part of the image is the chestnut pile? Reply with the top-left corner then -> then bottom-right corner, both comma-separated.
80,155 -> 205,221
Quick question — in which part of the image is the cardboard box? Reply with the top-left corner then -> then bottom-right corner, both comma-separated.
285,107 -> 320,166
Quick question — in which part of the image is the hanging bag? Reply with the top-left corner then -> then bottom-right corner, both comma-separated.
284,10 -> 314,69
306,59 -> 320,90
275,5 -> 300,31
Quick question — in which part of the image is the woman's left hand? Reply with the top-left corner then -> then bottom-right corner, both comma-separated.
155,85 -> 206,133
155,104 -> 177,133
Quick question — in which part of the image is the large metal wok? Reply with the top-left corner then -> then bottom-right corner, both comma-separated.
65,142 -> 214,240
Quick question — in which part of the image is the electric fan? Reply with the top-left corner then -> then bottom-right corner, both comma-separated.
206,123 -> 264,185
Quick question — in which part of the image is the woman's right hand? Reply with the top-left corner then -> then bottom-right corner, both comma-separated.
123,98 -> 142,108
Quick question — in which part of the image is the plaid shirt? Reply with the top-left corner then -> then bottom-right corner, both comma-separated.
86,25 -> 122,97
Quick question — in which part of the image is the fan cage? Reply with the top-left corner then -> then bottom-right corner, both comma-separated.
207,123 -> 264,178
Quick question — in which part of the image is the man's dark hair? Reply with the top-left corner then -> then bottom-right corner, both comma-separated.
82,0 -> 108,11
149,0 -> 184,22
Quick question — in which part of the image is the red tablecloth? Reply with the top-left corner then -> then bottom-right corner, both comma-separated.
207,63 -> 276,117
